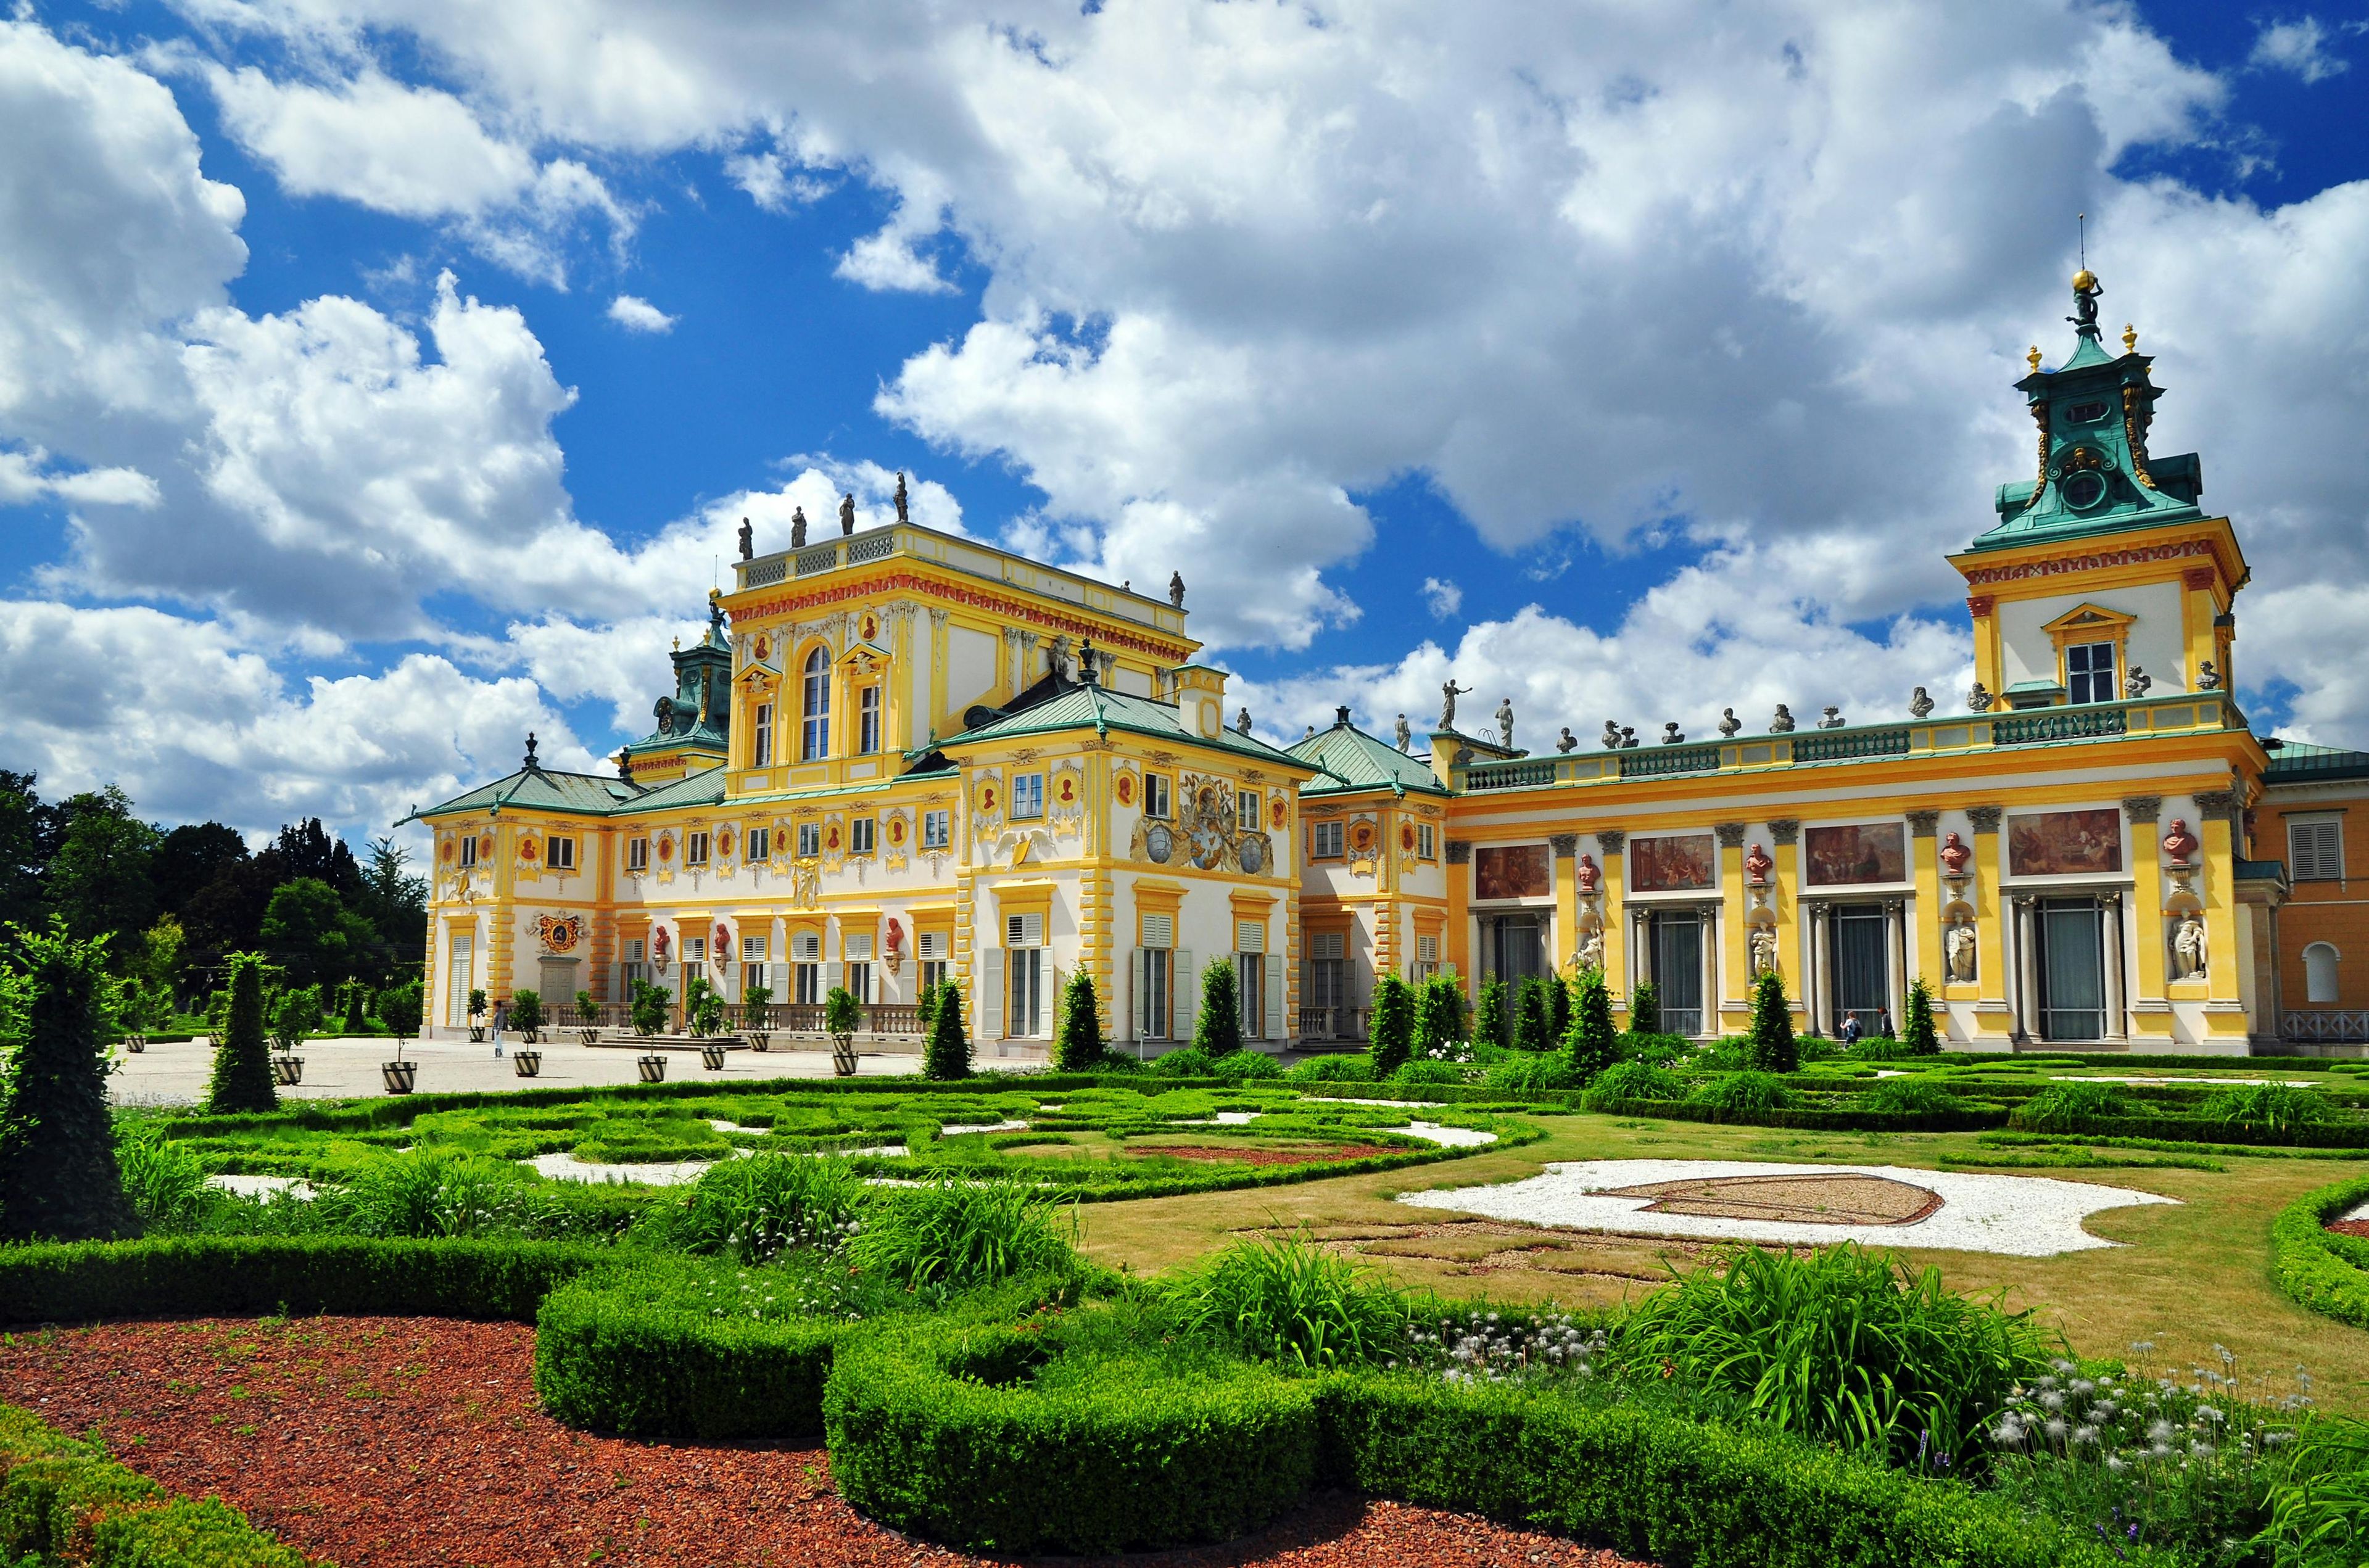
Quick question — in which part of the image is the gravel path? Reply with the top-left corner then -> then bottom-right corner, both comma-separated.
1397,1158 -> 2178,1256
0,1318 -> 1650,1568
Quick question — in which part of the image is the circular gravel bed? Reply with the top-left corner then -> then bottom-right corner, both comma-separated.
1397,1158 -> 2178,1256
0,1317 -> 1652,1568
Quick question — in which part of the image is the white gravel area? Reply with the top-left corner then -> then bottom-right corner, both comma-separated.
523,1150 -> 748,1185
206,1173 -> 316,1200
1397,1158 -> 2177,1256
2336,1199 -> 2369,1224
1397,1121 -> 1499,1147
2048,1075 -> 2310,1087
941,1120 -> 1030,1135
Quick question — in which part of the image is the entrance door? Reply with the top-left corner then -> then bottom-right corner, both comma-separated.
2037,899 -> 2106,1041
445,931 -> 474,1028
539,959 -> 579,1013
1650,911 -> 1703,1035
1829,904 -> 1889,1035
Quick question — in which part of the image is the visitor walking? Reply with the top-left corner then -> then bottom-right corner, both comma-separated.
492,1000 -> 506,1058
1840,1013 -> 1862,1047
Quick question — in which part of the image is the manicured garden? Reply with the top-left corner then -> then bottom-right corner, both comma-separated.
18,930 -> 2369,1565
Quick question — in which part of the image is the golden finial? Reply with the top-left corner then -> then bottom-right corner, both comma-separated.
2026,345 -> 2042,373
672,635 -> 680,651
2122,323 -> 2137,353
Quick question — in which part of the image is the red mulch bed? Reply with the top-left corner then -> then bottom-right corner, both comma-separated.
2327,1219 -> 2369,1239
0,1317 -> 1652,1568
1130,1144 -> 1404,1166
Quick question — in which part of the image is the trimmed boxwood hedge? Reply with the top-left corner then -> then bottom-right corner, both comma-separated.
1585,1099 -> 2009,1133
0,1403 -> 309,1566
2013,1112 -> 2369,1149
825,1320 -> 1320,1555
2270,1171 -> 2369,1329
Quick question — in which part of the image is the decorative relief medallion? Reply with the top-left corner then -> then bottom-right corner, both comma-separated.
537,914 -> 583,955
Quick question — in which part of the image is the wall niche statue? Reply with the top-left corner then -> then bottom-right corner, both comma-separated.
1576,928 -> 1605,974
1946,922 -> 1978,984
1748,925 -> 1779,978
2172,915 -> 2209,981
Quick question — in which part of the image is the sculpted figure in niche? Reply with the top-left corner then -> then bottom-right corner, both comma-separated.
1576,928 -> 1605,974
2173,915 -> 2208,980
1946,923 -> 1977,983
1748,926 -> 1778,977
2160,818 -> 2199,864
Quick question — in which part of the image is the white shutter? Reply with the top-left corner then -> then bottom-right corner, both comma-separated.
1143,912 -> 1175,949
1175,950 -> 1197,1042
1007,911 -> 1044,946
2292,820 -> 2344,881
1265,968 -> 1284,1042
918,931 -> 947,960
1131,948 -> 1149,1040
1312,931 -> 1344,961
793,931 -> 821,962
1236,920 -> 1264,953
982,947 -> 1005,1040
831,961 -> 845,993
846,932 -> 874,961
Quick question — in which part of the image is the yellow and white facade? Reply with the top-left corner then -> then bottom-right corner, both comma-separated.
414,274 -> 2337,1056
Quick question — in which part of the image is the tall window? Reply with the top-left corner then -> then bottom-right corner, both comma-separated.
922,809 -> 950,849
753,702 -> 773,766
741,935 -> 767,998
1139,912 -> 1175,1039
626,836 -> 648,872
1311,820 -> 1345,859
1417,824 -> 1436,860
2067,641 -> 2116,704
843,931 -> 874,1004
1236,920 -> 1266,1040
1006,912 -> 1044,1037
1012,773 -> 1045,819
801,647 -> 830,759
918,930 -> 949,996
793,931 -> 822,1004
858,685 -> 882,754
1144,774 -> 1172,819
2291,819 -> 2345,882
2305,943 -> 2342,1004
1307,931 -> 1345,1013
458,836 -> 478,869
1236,788 -> 1260,828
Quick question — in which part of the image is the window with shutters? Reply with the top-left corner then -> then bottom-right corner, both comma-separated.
1236,920 -> 1265,954
1141,912 -> 1175,949
792,930 -> 823,1004
845,960 -> 872,1003
1007,947 -> 1043,1036
918,930 -> 949,996
1308,930 -> 1345,1010
1236,952 -> 1265,1038
1006,911 -> 1045,947
1412,931 -> 1442,981
684,936 -> 706,963
1311,820 -> 1344,859
2291,819 -> 2346,882
742,935 -> 767,963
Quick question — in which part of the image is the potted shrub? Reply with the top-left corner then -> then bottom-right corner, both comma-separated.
574,988 -> 600,1045
374,980 -> 422,1094
825,984 -> 861,1077
513,1043 -> 543,1077
511,988 -> 545,1044
699,1039 -> 728,1071
467,987 -> 488,1044
268,984 -> 318,1086
685,974 -> 725,1039
637,1053 -> 669,1083
742,981 -> 774,1052
629,978 -> 669,1038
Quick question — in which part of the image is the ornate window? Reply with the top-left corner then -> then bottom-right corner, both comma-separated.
858,685 -> 882,754
686,831 -> 711,867
753,701 -> 774,766
922,809 -> 950,849
801,648 -> 830,760
546,836 -> 576,872
2066,641 -> 2116,704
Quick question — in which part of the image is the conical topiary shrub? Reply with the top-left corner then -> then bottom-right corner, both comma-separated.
1548,973 -> 1573,1046
1473,976 -> 1509,1049
1904,978 -> 1941,1055
1054,968 -> 1106,1071
1563,969 -> 1618,1084
0,921 -> 137,1242
1416,976 -> 1462,1054
1627,979 -> 1662,1038
1194,960 -> 1242,1057
1367,972 -> 1416,1078
1747,969 -> 1798,1074
1513,976 -> 1553,1051
922,978 -> 970,1080
205,953 -> 278,1114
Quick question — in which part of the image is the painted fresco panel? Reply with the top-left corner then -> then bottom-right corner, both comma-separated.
1629,833 -> 1716,893
1474,843 -> 1552,901
1805,823 -> 1908,886
2008,809 -> 2124,877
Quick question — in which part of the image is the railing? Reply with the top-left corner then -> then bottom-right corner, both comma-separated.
515,999 -> 927,1038
1296,1005 -> 1371,1040
795,543 -> 841,577
1994,707 -> 2129,745
2283,1010 -> 2369,1043
1793,726 -> 1911,762
1620,743 -> 1722,778
848,532 -> 897,564
1465,758 -> 1558,791
742,556 -> 787,588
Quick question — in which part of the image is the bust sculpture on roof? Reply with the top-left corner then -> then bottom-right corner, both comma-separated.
1967,680 -> 1995,712
1770,703 -> 1796,733
1556,727 -> 1577,753
1718,707 -> 1741,737
1909,687 -> 1934,718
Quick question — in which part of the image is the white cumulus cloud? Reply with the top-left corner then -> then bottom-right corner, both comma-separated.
607,294 -> 677,332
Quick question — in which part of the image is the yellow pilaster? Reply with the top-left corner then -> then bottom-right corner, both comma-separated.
1972,808 -> 2012,1039
1717,824 -> 1750,1033
1445,838 -> 1471,988
1909,812 -> 1943,991
1970,600 -> 2002,701
2196,791 -> 2249,1042
489,820 -> 516,1004
1771,824 -> 1799,994
1553,836 -> 1579,971
2127,798 -> 2173,1040
1600,833 -> 1629,1020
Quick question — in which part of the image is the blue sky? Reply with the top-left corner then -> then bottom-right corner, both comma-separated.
3,0 -> 2367,843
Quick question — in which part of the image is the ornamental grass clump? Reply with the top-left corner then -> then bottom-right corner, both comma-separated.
2202,1081 -> 2335,1135
2013,1081 -> 2144,1131
1992,1340 -> 2307,1566
1166,1231 -> 1408,1371
1853,1076 -> 1968,1115
666,1152 -> 867,1264
115,1126 -> 213,1232
852,1175 -> 1076,1290
1687,1070 -> 1794,1113
1208,1048 -> 1283,1080
1483,1051 -> 1576,1094
1616,1243 -> 2060,1471
1283,1054 -> 1372,1083
1580,1058 -> 1683,1108
2265,1409 -> 2369,1567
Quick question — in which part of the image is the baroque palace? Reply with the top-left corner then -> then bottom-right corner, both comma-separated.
411,272 -> 2369,1057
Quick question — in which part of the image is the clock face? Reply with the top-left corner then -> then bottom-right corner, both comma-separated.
2062,469 -> 2107,510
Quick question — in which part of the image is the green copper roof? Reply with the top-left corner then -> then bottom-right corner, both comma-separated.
410,767 -> 650,821
1967,275 -> 2204,553
1289,719 -> 1451,797
943,683 -> 1311,769
2264,738 -> 2369,783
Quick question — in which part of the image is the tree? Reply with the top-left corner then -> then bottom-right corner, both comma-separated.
824,985 -> 861,1063
1564,969 -> 1618,1083
1194,960 -> 1242,1057
1904,978 -> 1941,1055
1416,975 -> 1463,1054
510,988 -> 545,1036
1627,980 -> 1662,1038
629,979 -> 669,1037
274,818 -> 363,899
269,984 -> 321,1052
151,823 -> 249,925
45,788 -> 158,958
1513,976 -> 1553,1051
355,836 -> 427,982
922,978 -> 971,1080
373,980 -> 421,1054
0,921 -> 136,1241
0,772 -> 56,933
258,878 -> 374,988
1473,976 -> 1510,1049
1747,970 -> 1799,1074
1054,968 -> 1106,1071
1368,972 -> 1416,1078
1548,972 -> 1573,1045
205,953 -> 278,1113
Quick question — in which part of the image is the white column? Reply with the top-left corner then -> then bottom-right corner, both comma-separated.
1883,899 -> 1905,1036
2014,896 -> 2038,1043
2102,892 -> 2127,1041
1700,906 -> 1719,1036
1809,904 -> 1832,1035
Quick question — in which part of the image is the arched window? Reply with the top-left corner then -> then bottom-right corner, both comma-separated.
2304,942 -> 2342,1005
801,647 -> 830,761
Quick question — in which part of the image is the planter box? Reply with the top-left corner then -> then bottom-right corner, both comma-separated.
698,1044 -> 728,1072
468,1025 -> 487,1043
832,1038 -> 859,1077
576,1027 -> 599,1046
125,1036 -> 146,1054
637,1054 -> 669,1083
269,1054 -> 304,1086
381,1061 -> 418,1094
748,1032 -> 771,1052
513,1050 -> 543,1078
